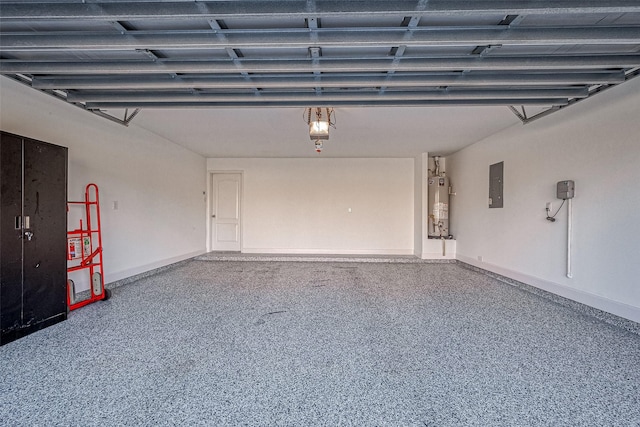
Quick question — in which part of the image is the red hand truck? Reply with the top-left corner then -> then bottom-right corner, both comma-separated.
67,183 -> 110,311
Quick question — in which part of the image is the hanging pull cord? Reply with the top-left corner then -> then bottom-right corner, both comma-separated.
546,199 -> 566,222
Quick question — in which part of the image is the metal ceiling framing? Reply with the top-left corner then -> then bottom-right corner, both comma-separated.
1,0 -> 640,126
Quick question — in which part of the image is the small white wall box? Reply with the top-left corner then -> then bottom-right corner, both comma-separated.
557,180 -> 575,199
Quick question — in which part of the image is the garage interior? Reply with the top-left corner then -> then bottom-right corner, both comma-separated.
1,1 -> 640,425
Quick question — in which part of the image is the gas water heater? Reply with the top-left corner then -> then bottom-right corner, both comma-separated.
428,175 -> 450,237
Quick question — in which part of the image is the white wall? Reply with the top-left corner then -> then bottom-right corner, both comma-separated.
208,158 -> 414,254
1,76 -> 207,286
449,76 -> 640,322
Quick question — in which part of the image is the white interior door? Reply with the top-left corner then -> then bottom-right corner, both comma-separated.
211,173 -> 242,251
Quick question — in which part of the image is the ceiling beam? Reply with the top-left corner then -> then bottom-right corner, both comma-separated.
4,55 -> 640,74
84,99 -> 570,109
2,1 -> 640,21
31,72 -> 626,90
66,88 -> 587,103
2,27 -> 640,51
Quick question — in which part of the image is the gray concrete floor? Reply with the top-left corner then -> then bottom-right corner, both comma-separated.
1,260 -> 639,426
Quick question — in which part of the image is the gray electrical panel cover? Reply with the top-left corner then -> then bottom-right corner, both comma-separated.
489,162 -> 504,208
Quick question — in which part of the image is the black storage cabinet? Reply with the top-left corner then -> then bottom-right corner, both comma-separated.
1,131 -> 68,345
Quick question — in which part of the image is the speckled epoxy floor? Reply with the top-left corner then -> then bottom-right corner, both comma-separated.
1,261 -> 639,426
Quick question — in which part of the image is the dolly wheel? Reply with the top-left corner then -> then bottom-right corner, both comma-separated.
103,288 -> 112,301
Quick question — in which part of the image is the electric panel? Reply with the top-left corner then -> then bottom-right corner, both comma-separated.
489,162 -> 504,208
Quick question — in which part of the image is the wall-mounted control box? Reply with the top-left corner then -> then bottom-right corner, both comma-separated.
557,180 -> 575,200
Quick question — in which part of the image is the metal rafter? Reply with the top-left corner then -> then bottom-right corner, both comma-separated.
66,87 -> 589,103
306,15 -> 323,96
2,1 -> 640,20
380,12 -> 422,95
30,72 -> 626,90
508,66 -> 640,124
83,99 -> 572,109
2,27 -> 640,50
206,18 -> 261,96
4,56 -> 640,74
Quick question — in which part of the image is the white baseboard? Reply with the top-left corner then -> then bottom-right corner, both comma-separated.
456,254 -> 640,324
106,250 -> 206,283
421,253 -> 456,260
242,248 -> 414,256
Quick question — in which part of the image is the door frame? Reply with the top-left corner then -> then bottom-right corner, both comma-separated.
207,171 -> 243,252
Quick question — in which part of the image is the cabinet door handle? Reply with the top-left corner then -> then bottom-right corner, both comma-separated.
15,216 -> 22,229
